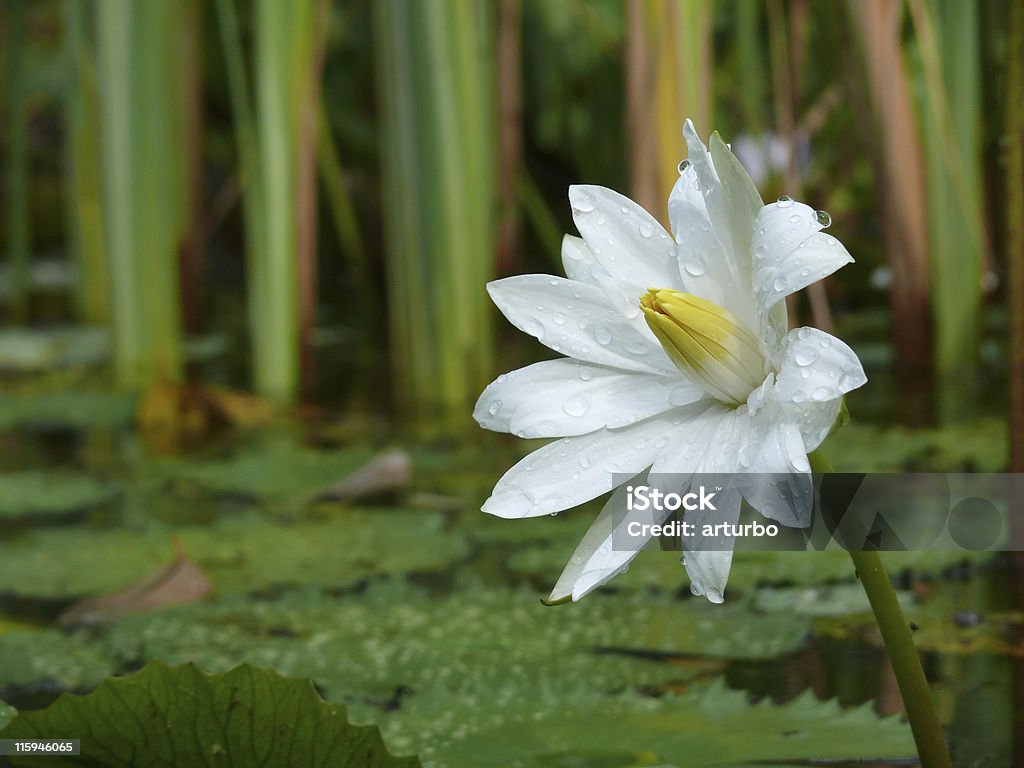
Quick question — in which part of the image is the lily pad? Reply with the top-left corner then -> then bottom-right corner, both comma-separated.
751,583 -> 914,617
153,439 -> 375,502
0,629 -> 115,690
0,699 -> 14,730
106,584 -> 810,703
0,661 -> 420,767
0,583 -> 811,697
820,420 -> 1007,472
0,390 -> 135,431
0,472 -> 120,521
0,511 -> 468,598
0,328 -> 109,372
419,682 -> 913,768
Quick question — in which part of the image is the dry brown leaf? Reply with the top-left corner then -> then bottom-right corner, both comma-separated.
312,449 -> 412,503
58,538 -> 212,626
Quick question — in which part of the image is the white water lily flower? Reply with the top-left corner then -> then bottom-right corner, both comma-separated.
474,120 -> 866,604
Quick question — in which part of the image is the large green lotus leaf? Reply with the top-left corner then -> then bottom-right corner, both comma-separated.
411,682 -> 913,768
0,511 -> 466,598
0,700 -> 15,730
0,661 -> 420,767
0,472 -> 120,520
151,439 -> 375,501
0,584 -> 809,695
98,585 -> 808,703
0,390 -> 135,431
0,629 -> 115,689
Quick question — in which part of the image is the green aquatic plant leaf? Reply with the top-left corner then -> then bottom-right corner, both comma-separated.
419,681 -> 913,768
0,328 -> 109,372
0,700 -> 15,730
0,472 -> 120,521
151,439 -> 375,502
0,661 -> 420,767
0,390 -> 136,431
0,583 -> 809,703
751,583 -> 915,617
0,630 -> 115,691
0,511 -> 466,598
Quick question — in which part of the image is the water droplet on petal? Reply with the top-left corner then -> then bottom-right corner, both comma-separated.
595,326 -> 613,345
772,277 -> 788,292
553,312 -> 567,326
685,255 -> 707,276
562,394 -> 591,417
819,338 -> 832,349
812,386 -> 833,401
653,435 -> 671,449
789,214 -> 801,224
523,318 -> 545,339
776,195 -> 794,208
579,456 -> 592,469
678,158 -> 691,174
839,372 -> 860,390
705,588 -> 724,603
794,348 -> 817,366
815,209 -> 832,227
573,193 -> 596,213
578,367 -> 594,381
638,221 -> 654,238
488,400 -> 502,416
791,453 -> 811,472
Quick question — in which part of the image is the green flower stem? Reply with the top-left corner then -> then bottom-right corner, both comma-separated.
808,450 -> 951,768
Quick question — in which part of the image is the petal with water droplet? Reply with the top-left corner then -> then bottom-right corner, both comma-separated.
481,418 -> 682,518
473,359 -> 702,438
487,275 -> 674,374
568,185 -> 678,289
752,201 -> 854,332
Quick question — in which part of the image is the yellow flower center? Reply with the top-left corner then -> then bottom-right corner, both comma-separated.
640,288 -> 766,405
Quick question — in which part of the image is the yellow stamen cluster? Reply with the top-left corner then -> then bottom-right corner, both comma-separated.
640,288 -> 766,405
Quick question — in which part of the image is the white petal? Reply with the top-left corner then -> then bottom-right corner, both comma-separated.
681,483 -> 743,603
767,327 -> 866,451
547,475 -> 660,602
673,123 -> 760,334
487,275 -> 674,374
752,202 -> 853,324
735,418 -> 812,527
775,327 -> 867,404
789,400 -> 842,453
649,402 -> 732,475
568,185 -> 679,289
481,417 -> 681,518
561,235 -> 604,285
473,359 -> 702,438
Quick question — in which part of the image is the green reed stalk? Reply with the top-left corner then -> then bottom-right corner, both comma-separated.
215,0 -> 323,404
64,0 -> 109,325
5,0 -> 30,323
375,0 -> 495,431
908,0 -> 986,422
735,0 -> 765,134
1009,0 -> 1024,472
95,0 -> 189,386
